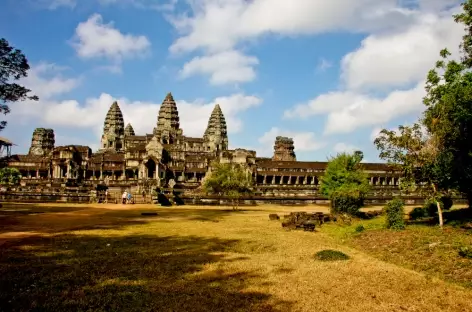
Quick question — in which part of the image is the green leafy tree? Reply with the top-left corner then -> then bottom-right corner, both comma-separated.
320,151 -> 370,216
203,162 -> 253,210
0,167 -> 21,185
0,38 -> 38,131
419,1 -> 472,207
374,124 -> 453,227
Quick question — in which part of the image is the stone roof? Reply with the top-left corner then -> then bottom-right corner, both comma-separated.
156,92 -> 180,131
54,145 -> 91,153
184,136 -> 204,143
124,123 -> 135,136
204,104 -> 228,139
103,101 -> 125,135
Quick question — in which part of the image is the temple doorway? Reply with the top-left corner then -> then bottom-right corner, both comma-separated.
146,159 -> 156,179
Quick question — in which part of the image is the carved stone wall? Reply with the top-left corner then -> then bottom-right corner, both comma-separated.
28,128 -> 55,156
272,136 -> 296,161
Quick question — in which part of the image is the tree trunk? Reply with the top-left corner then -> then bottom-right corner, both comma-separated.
431,183 -> 444,228
436,200 -> 444,228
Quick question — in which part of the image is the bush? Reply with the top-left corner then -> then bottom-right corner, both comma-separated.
441,195 -> 453,210
355,224 -> 365,232
409,207 -> 428,220
331,195 -> 364,216
459,246 -> 472,259
314,249 -> 350,261
423,196 -> 453,216
384,198 -> 405,230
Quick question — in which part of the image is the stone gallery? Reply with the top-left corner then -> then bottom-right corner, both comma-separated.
4,92 -> 399,197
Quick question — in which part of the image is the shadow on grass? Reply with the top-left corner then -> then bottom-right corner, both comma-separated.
0,204 -> 260,236
0,234 -> 291,312
406,207 -> 472,228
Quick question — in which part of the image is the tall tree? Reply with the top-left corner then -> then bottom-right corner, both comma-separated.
0,38 -> 38,131
374,124 -> 453,227
420,0 -> 472,207
203,162 -> 253,210
320,151 -> 370,216
0,167 -> 21,186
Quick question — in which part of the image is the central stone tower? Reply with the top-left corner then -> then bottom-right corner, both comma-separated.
154,92 -> 182,144
203,104 -> 228,152
100,101 -> 125,151
272,136 -> 296,161
28,128 -> 55,156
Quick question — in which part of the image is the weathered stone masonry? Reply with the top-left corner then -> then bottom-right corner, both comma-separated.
4,92 -> 401,198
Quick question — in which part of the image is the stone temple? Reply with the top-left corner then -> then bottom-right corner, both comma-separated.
4,92 -> 400,197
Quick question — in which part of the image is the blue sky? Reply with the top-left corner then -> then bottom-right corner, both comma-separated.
0,0 -> 464,161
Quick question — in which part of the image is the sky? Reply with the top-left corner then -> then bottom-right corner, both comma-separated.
0,0 -> 465,162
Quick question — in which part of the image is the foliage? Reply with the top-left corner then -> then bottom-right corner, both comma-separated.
320,151 -> 370,216
0,167 -> 21,185
355,224 -> 365,233
0,38 -> 38,131
374,123 -> 450,227
418,1 -> 472,207
459,246 -> 472,259
203,162 -> 253,209
409,207 -> 429,220
314,249 -> 350,261
384,198 -> 405,230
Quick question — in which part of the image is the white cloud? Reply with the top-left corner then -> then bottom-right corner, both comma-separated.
316,58 -> 333,72
168,0 -> 419,55
43,0 -> 76,9
341,10 -> 463,91
285,81 -> 426,135
283,3 -> 464,135
333,142 -> 359,153
166,0 -> 423,85
256,127 -> 326,157
71,14 -> 151,61
8,64 -> 262,150
179,50 -> 259,85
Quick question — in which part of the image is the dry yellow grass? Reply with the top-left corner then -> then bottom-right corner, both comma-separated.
1,203 -> 472,311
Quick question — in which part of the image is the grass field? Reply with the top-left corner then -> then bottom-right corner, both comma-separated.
1,203 -> 472,312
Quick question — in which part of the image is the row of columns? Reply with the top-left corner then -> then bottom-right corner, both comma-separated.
257,175 -> 401,186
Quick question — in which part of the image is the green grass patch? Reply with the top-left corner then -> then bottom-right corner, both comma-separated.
321,210 -> 472,288
314,250 -> 350,261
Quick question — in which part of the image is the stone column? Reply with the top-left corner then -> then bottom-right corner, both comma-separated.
272,176 -> 275,184
295,176 -> 299,185
311,176 -> 315,185
288,175 -> 292,184
280,176 -> 283,184
370,177 -> 374,185
36,169 -> 39,179
263,175 -> 267,184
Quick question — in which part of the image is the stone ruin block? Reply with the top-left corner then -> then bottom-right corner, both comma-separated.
29,128 -> 55,156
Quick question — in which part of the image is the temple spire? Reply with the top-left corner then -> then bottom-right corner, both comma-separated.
204,104 -> 228,152
154,92 -> 182,144
100,101 -> 125,151
124,123 -> 135,136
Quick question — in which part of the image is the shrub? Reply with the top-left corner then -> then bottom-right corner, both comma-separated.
459,246 -> 472,259
384,198 -> 405,230
409,207 -> 428,220
355,224 -> 365,233
423,196 -> 453,216
314,249 -> 350,261
331,195 -> 364,216
440,195 -> 453,210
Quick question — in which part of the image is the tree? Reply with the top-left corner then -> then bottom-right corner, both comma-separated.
419,1 -> 472,207
320,151 -> 370,216
374,124 -> 453,227
0,38 -> 38,131
0,167 -> 21,186
203,162 -> 253,210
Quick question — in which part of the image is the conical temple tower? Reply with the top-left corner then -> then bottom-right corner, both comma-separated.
272,136 -> 296,161
29,128 -> 55,156
124,123 -> 135,136
100,101 -> 125,151
203,104 -> 228,152
154,92 -> 182,144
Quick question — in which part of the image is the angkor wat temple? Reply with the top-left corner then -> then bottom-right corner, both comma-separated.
3,92 -> 401,199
